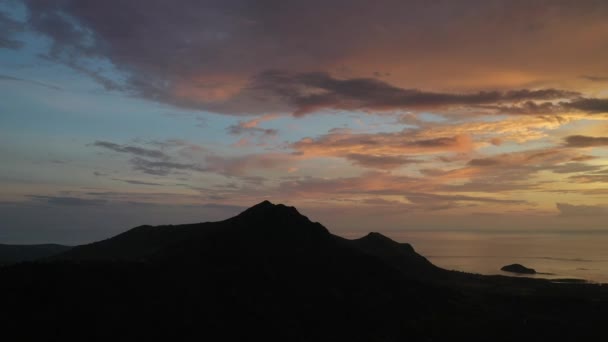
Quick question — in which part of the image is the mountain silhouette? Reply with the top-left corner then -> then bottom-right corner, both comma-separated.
1,200 -> 607,341
53,200 -> 332,261
352,232 -> 442,277
53,201 -> 434,274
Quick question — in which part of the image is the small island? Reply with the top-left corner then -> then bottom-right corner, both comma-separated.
501,263 -> 536,274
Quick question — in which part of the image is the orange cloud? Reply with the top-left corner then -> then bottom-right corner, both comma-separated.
292,130 -> 473,169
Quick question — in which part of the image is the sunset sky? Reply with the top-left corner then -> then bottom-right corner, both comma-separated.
1,0 -> 608,244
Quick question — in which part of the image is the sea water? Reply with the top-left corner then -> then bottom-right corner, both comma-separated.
389,231 -> 608,284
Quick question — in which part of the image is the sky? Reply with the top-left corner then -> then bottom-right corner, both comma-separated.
1,0 -> 608,244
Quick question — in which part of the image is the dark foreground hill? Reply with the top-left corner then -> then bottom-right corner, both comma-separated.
1,201 -> 606,341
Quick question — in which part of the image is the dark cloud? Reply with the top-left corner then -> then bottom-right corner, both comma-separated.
568,175 -> 608,183
403,192 -> 527,206
486,97 -> 608,116
0,10 -> 24,49
0,74 -> 63,90
487,101 -> 562,115
129,157 -> 205,176
469,158 -> 600,174
28,195 -> 107,206
549,163 -> 603,174
92,139 -> 292,177
345,153 -> 419,169
466,148 -> 583,170
556,203 -> 608,217
240,176 -> 267,185
93,141 -> 168,159
111,178 -> 165,186
467,158 -> 501,167
13,1 -> 608,115
57,57 -> 125,92
253,70 -> 579,116
227,124 -> 277,137
564,135 -> 608,147
565,98 -> 608,113
581,75 -> 608,82
567,169 -> 608,183
225,115 -> 281,138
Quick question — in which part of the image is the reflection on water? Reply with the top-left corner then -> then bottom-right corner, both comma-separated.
388,231 -> 608,284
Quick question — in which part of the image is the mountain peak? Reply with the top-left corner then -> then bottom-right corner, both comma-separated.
255,200 -> 274,208
229,200 -> 329,239
360,232 -> 399,246
236,200 -> 301,219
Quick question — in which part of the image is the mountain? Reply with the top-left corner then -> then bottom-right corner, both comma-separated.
52,200 -> 438,277
53,200 -> 333,261
0,243 -> 71,265
352,231 -> 442,277
1,200 -> 607,341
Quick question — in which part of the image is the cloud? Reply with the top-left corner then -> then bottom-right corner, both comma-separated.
436,147 -> 596,191
468,158 -> 501,167
567,169 -> 608,183
129,157 -> 205,176
549,163 -> 603,174
556,203 -> 608,217
564,135 -> 608,147
487,101 -> 563,115
92,139 -> 296,177
28,195 -> 107,206
278,172 -> 424,197
226,114 -> 279,146
437,181 -> 541,193
581,75 -> 608,82
565,98 -> 608,113
56,57 -> 124,92
227,124 -> 277,137
93,140 -> 212,176
484,97 -> 608,116
408,114 -> 574,144
93,141 -> 168,159
345,153 -> 420,170
203,153 -> 295,176
467,148 -> 587,169
253,70 -> 579,116
111,178 -> 165,186
13,1 -> 608,115
403,192 -> 527,209
292,130 -> 472,168
0,10 -> 24,49
0,74 -> 63,91
275,171 -> 527,211
227,114 -> 280,136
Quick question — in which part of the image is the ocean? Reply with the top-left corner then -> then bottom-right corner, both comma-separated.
386,231 -> 608,284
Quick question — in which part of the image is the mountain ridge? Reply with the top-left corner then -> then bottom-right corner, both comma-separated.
2,200 -> 608,341
49,200 -> 433,277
